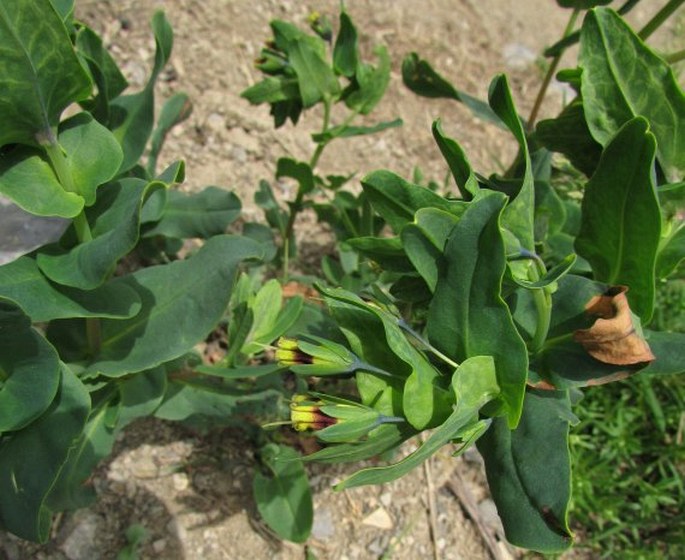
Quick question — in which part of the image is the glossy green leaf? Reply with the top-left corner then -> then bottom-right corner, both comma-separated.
0,365 -> 90,542
83,235 -> 263,377
253,444 -> 312,543
0,257 -> 141,322
144,186 -> 241,239
110,11 -> 173,173
146,92 -> 192,176
0,0 -> 91,148
333,9 -> 358,77
311,118 -> 402,143
580,7 -> 685,180
0,298 -> 61,432
535,99 -> 603,177
477,389 -> 573,553
488,74 -> 535,252
287,35 -> 340,107
255,180 -> 288,235
402,53 -> 501,127
548,274 -> 606,337
58,113 -> 123,206
37,178 -> 164,289
242,279 -> 284,353
0,145 -> 84,218
575,117 -> 661,322
335,356 -> 498,489
432,120 -> 479,200
427,192 -> 528,427
361,170 -> 464,233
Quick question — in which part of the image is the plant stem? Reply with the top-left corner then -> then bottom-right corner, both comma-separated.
639,0 -> 685,40
528,259 -> 552,354
527,8 -> 580,129
43,133 -> 100,355
664,48 -> 685,64
43,140 -> 93,243
398,320 -> 460,370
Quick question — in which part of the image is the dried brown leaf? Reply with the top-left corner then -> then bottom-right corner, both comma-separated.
574,286 -> 655,366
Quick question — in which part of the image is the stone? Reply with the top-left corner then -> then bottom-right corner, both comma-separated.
361,507 -> 393,530
61,511 -> 102,560
311,507 -> 335,539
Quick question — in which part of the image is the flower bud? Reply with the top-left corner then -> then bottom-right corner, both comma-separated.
275,336 -> 356,376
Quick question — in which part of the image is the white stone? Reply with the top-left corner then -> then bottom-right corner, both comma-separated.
361,507 -> 394,530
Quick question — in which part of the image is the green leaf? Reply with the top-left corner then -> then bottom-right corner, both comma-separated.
58,113 -> 124,205
117,368 -> 167,428
557,0 -> 612,7
276,157 -> 315,195
287,35 -> 340,107
110,11 -> 173,173
361,170 -> 464,233
488,74 -> 535,252
507,254 -> 577,290
311,118 -> 402,143
344,46 -> 391,115
346,236 -> 414,272
303,423 -> 416,464
656,223 -> 685,280
548,274 -> 606,337
240,76 -> 300,105
45,392 -> 117,512
143,186 -> 241,239
83,235 -> 263,377
146,92 -> 192,176
75,24 -> 128,123
432,120 -> 479,200
318,287 -> 452,430
401,53 -> 502,126
580,7 -> 685,180
0,365 -> 90,542
0,145 -> 84,218
535,99 -> 603,177
0,298 -> 61,432
195,363 -> 284,379
37,178 -> 164,289
253,444 -> 312,543
0,0 -> 91,148
335,356 -> 498,489
333,9 -> 358,77
255,180 -> 288,235
641,331 -> 685,376
477,389 -> 573,553
427,192 -> 528,427
575,117 -> 661,322
0,257 -> 141,322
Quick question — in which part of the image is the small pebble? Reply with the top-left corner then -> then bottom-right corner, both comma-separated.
362,507 -> 393,530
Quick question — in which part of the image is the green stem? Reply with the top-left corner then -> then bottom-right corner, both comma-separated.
397,321 -> 460,370
527,8 -> 580,129
664,48 -> 685,64
43,139 -> 93,243
528,259 -> 553,354
43,134 -> 100,354
639,0 -> 685,40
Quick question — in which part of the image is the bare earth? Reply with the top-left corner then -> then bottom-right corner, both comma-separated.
1,1 -> 677,559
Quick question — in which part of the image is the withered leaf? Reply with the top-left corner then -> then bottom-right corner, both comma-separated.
573,286 -> 655,366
